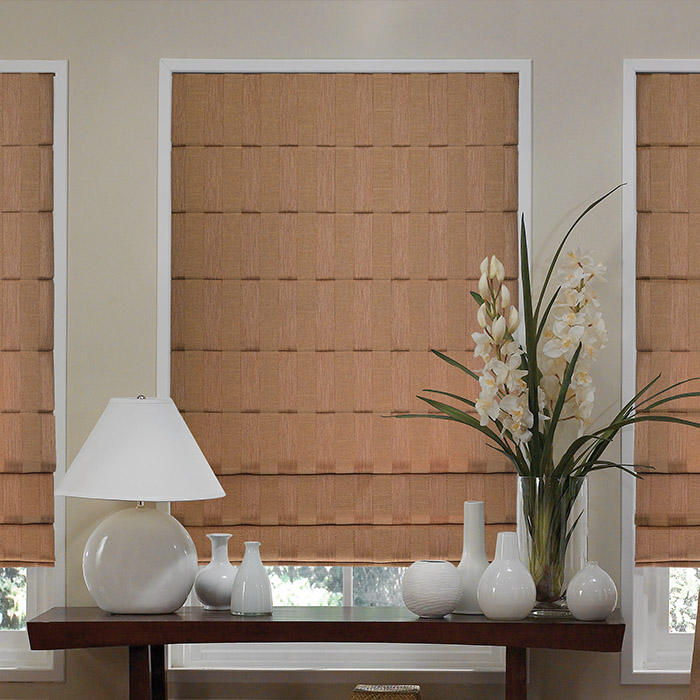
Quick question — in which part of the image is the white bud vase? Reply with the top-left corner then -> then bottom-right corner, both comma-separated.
453,501 -> 489,614
194,533 -> 237,610
230,541 -> 273,616
566,561 -> 617,621
477,531 -> 536,620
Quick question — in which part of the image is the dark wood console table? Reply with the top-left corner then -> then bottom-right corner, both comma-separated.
27,606 -> 624,700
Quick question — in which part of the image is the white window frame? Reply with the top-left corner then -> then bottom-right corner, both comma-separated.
156,57 -> 532,686
0,60 -> 68,682
621,58 -> 700,685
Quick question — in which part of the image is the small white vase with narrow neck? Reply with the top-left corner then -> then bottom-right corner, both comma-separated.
194,533 -> 237,610
230,541 -> 273,616
453,501 -> 490,614
566,561 -> 617,621
477,531 -> 536,620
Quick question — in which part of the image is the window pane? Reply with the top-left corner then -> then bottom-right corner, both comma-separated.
267,566 -> 342,606
353,567 -> 405,607
0,568 -> 26,630
669,567 -> 700,633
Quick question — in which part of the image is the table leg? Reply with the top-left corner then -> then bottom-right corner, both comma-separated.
129,646 -> 152,700
150,645 -> 167,700
505,646 -> 527,700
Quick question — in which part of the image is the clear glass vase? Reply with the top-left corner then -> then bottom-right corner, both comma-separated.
516,476 -> 587,616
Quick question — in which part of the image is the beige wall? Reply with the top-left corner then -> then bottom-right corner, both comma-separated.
0,0 -> 695,697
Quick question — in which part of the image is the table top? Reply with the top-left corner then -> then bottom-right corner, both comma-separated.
27,606 -> 624,653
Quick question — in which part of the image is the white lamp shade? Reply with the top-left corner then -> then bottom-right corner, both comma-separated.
56,397 -> 225,502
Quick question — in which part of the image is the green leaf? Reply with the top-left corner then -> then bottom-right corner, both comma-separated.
390,413 -> 456,421
534,184 -> 623,321
573,460 -> 651,479
639,388 -> 700,413
485,442 -> 527,473
635,377 -> 700,411
519,214 -> 541,465
430,349 -> 480,382
536,287 -> 561,343
541,343 -> 583,468
470,291 -> 484,306
610,414 -> 700,431
423,389 -> 476,409
554,434 -> 613,477
416,395 -> 516,458
583,374 -> 666,466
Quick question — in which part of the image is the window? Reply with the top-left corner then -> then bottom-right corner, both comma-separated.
0,60 -> 67,681
622,59 -> 700,685
158,58 -> 531,683
264,566 -> 402,607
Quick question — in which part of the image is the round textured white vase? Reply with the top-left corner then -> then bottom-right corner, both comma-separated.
454,501 -> 489,614
477,531 -> 536,620
194,533 -> 238,610
566,561 -> 617,621
401,560 -> 462,618
83,505 -> 198,614
230,541 -> 273,616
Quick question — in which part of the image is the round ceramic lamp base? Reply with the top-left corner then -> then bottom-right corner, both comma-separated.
83,505 -> 198,614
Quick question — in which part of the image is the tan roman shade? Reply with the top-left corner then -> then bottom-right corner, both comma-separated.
635,73 -> 700,566
170,72 -> 518,564
0,73 -> 55,566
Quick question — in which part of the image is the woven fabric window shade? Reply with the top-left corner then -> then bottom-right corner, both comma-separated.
170,72 -> 518,565
0,73 -> 55,566
635,73 -> 700,566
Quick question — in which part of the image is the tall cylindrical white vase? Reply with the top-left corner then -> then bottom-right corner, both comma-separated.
230,541 -> 273,616
453,501 -> 489,615
477,531 -> 536,620
194,533 -> 237,610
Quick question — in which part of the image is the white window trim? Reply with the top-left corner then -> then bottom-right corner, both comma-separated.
0,60 -> 68,682
156,57 -> 532,685
620,58 -> 700,685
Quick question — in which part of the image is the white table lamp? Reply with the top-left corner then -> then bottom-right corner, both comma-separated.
56,396 -> 225,614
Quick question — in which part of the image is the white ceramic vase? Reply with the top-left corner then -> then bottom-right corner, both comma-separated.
401,560 -> 462,618
230,541 -> 273,616
477,531 -> 536,620
566,561 -> 617,621
453,501 -> 490,614
194,533 -> 238,610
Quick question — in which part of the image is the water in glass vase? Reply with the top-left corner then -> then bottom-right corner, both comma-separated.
516,476 -> 587,617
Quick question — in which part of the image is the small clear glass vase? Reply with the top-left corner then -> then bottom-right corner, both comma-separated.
517,476 -> 587,616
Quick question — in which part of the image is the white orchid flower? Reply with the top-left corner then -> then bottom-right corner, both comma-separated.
472,331 -> 494,361
507,306 -> 520,333
542,324 -> 584,360
478,371 -> 500,396
478,273 -> 489,299
492,315 -> 507,342
499,393 -> 534,443
476,393 -> 501,426
489,255 -> 505,282
500,284 -> 511,309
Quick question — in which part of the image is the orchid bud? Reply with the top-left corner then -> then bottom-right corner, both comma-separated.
478,273 -> 489,299
500,284 -> 510,309
507,306 -> 520,333
492,315 -> 506,341
480,257 -> 489,275
477,303 -> 488,328
489,256 -> 505,282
